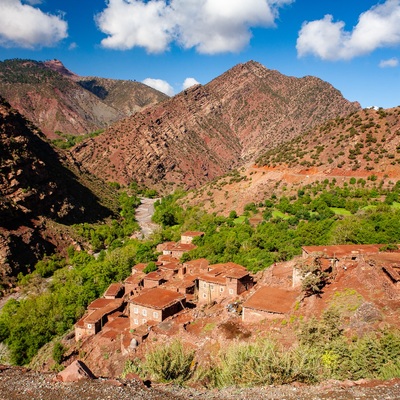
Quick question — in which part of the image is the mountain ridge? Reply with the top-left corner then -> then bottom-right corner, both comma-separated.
72,60 -> 360,189
0,59 -> 168,138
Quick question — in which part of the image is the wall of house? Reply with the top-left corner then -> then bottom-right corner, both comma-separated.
130,303 -> 163,328
198,280 -> 227,303
242,307 -> 284,323
143,279 -> 161,289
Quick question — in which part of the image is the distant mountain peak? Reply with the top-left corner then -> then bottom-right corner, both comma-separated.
43,59 -> 79,80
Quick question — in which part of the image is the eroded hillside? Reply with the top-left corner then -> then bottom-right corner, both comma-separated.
0,59 -> 167,138
0,97 -> 117,287
72,61 -> 360,189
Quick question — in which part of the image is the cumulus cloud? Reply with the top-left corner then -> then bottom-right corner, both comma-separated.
182,77 -> 200,90
0,0 -> 67,48
379,57 -> 398,67
297,0 -> 400,60
143,78 -> 174,96
96,0 -> 293,54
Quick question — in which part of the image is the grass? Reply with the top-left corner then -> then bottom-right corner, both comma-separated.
233,216 -> 247,224
272,210 -> 290,219
330,207 -> 352,216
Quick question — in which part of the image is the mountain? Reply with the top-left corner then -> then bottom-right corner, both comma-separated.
72,61 -> 361,190
0,97 -> 117,287
184,106 -> 400,215
0,59 -> 168,139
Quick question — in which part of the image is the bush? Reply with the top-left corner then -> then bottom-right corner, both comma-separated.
141,340 -> 195,384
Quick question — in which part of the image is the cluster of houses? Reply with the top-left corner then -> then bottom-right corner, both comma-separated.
75,235 -> 400,343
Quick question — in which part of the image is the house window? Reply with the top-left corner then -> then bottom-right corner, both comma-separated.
229,289 -> 234,295
220,287 -> 224,292
133,307 -> 138,314
142,309 -> 147,316
87,324 -> 92,329
210,284 -> 214,291
153,311 -> 159,319
134,319 -> 138,325
203,282 -> 207,288
203,293 -> 207,298
142,318 -> 147,324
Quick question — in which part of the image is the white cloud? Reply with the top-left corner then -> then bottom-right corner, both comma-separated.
143,78 -> 174,96
182,77 -> 199,90
379,57 -> 398,67
95,0 -> 293,54
0,0 -> 67,48
297,0 -> 400,60
68,42 -> 78,50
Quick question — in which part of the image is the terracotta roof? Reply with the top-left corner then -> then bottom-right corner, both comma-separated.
88,298 -> 118,310
302,244 -> 387,258
103,283 -> 124,297
158,254 -> 180,264
163,242 -> 196,252
132,263 -> 147,273
124,273 -> 144,285
144,270 -> 168,281
159,262 -> 180,271
85,298 -> 125,324
130,288 -> 185,309
198,262 -> 249,284
243,286 -> 299,314
181,231 -> 205,237
183,258 -> 209,270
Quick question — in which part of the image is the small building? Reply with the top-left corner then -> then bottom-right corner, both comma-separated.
183,258 -> 209,275
75,298 -> 125,341
130,287 -> 186,328
180,231 -> 204,244
198,262 -> 253,303
242,286 -> 299,323
301,244 -> 384,260
103,283 -> 124,299
124,273 -> 144,296
162,242 -> 197,259
143,270 -> 170,288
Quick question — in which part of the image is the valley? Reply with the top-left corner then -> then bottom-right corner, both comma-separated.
0,58 -> 400,396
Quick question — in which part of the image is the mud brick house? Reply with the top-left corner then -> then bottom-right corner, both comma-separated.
198,262 -> 253,303
301,244 -> 383,260
294,244 -> 388,287
180,231 -> 205,244
103,283 -> 124,299
143,270 -> 171,288
242,286 -> 299,323
75,298 -> 125,341
130,287 -> 186,328
182,258 -> 209,276
124,273 -> 144,296
161,242 -> 197,259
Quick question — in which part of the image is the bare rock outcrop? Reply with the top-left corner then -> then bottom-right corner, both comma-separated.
54,360 -> 96,382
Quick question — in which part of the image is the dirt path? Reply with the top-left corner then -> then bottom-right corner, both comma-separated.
135,198 -> 160,239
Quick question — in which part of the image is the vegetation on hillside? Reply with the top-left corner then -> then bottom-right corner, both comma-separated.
51,130 -> 104,149
256,107 -> 400,171
155,178 -> 400,271
124,319 -> 400,387
1,178 -> 400,366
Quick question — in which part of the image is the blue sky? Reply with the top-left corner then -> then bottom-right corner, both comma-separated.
0,0 -> 399,108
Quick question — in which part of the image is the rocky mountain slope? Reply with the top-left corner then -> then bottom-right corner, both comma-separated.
72,61 -> 360,189
0,59 -> 167,139
184,106 -> 400,215
0,97 -> 117,287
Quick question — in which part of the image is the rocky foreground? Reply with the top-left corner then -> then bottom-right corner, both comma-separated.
0,366 -> 399,400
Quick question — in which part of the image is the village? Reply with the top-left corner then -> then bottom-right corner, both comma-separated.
74,231 -> 400,359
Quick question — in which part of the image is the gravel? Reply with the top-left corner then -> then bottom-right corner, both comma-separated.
1,366 -> 400,400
